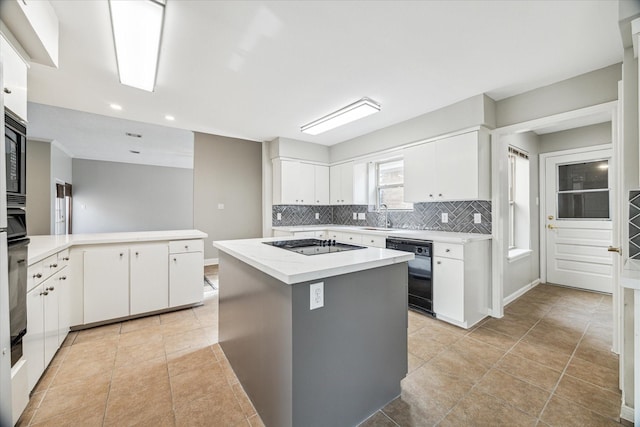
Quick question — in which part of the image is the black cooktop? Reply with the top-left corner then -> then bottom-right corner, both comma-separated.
263,239 -> 366,256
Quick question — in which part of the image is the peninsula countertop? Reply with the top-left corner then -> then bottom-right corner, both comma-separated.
214,236 -> 414,285
272,225 -> 492,243
27,229 -> 208,265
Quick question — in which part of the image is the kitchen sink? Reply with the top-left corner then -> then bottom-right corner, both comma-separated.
361,227 -> 389,231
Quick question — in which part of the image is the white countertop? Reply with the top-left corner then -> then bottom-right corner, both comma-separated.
622,259 -> 640,290
27,229 -> 208,265
272,225 -> 492,243
214,237 -> 414,285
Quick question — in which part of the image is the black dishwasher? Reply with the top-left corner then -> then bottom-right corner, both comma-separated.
386,238 -> 434,316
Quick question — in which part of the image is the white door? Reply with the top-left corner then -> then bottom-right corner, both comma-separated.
544,149 -> 613,293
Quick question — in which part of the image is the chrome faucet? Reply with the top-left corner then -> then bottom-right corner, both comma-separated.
380,204 -> 391,228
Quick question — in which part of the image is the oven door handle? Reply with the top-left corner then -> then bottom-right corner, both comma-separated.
10,328 -> 27,345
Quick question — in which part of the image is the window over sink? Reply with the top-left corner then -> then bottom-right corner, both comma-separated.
375,159 -> 413,211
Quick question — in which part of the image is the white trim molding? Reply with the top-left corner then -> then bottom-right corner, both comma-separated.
503,279 -> 541,306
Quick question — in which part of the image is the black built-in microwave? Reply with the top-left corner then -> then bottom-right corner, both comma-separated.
5,110 -> 26,207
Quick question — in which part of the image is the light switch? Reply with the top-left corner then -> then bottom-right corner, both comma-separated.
277,213 -> 282,220
315,212 -> 319,220
474,213 -> 481,224
218,203 -> 225,210
441,213 -> 448,223
353,212 -> 357,220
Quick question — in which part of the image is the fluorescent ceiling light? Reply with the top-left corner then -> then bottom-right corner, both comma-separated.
109,0 -> 165,92
301,97 -> 381,135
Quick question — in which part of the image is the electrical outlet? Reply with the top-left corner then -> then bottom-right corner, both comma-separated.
441,213 -> 448,223
310,282 -> 324,310
315,212 -> 319,220
474,213 -> 481,224
353,212 -> 357,220
357,212 -> 366,220
277,212 -> 282,220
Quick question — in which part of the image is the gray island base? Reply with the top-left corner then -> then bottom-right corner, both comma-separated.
218,252 -> 408,427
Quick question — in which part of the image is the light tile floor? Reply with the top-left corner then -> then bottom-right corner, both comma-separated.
17,268 -> 622,427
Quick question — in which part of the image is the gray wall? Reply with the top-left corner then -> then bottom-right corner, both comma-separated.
539,122 -> 612,154
72,159 -> 194,234
194,132 -> 262,260
495,64 -> 621,128
26,139 -> 51,235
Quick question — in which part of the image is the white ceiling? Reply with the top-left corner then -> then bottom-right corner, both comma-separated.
26,0 -> 622,154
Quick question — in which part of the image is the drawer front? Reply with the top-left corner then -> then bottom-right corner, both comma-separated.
361,235 -> 386,248
340,232 -> 363,245
57,249 -> 71,268
325,231 -> 343,241
169,239 -> 204,254
27,262 -> 43,292
42,254 -> 63,279
434,242 -> 464,260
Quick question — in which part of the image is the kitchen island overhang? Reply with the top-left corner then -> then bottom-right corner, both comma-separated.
214,237 -> 414,427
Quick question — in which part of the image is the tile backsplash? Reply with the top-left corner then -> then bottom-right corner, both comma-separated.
272,200 -> 492,234
629,190 -> 640,259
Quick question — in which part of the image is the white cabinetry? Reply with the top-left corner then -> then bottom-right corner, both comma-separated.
273,159 -> 329,205
432,240 -> 490,328
0,35 -> 28,121
83,247 -> 130,324
130,244 -> 169,315
169,240 -> 204,307
330,162 -> 354,205
404,130 -> 490,202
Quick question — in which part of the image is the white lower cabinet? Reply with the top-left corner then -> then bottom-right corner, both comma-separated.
83,247 -> 130,324
432,240 -> 490,329
170,252 -> 204,307
130,244 -> 169,315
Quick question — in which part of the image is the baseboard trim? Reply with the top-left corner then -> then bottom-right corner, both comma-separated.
205,258 -> 219,266
503,279 -> 541,306
620,404 -> 634,423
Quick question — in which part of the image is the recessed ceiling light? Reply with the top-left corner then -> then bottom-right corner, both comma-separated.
301,97 -> 381,135
126,132 -> 142,138
165,115 -> 175,121
110,103 -> 123,110
129,150 -> 141,154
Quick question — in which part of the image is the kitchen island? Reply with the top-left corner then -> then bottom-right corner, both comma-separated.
213,237 -> 414,427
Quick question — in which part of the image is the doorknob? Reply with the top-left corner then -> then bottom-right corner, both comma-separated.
547,215 -> 554,220
607,246 -> 622,255
547,224 -> 555,229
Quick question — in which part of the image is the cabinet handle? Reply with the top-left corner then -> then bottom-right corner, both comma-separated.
439,194 -> 443,197
33,273 -> 42,279
437,261 -> 441,265
184,245 -> 189,250
63,257 -> 70,261
40,291 -> 49,296
317,200 -> 320,203
445,249 -> 450,252
370,240 -> 374,243
50,263 -> 58,268
46,286 -> 55,292
3,88 -> 11,94
135,252 -> 139,256
173,258 -> 177,262
429,194 -> 433,198
119,253 -> 124,257
59,276 -> 67,281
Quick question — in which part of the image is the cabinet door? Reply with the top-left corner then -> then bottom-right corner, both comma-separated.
42,275 -> 59,367
278,160 -> 299,204
169,252 -> 204,307
433,257 -> 464,322
330,165 -> 341,204
298,162 -> 315,205
55,268 -> 71,347
0,36 -> 28,121
339,162 -> 354,204
83,247 -> 130,324
130,244 -> 169,315
403,142 -> 436,202
314,165 -> 329,204
23,284 -> 44,392
435,132 -> 478,200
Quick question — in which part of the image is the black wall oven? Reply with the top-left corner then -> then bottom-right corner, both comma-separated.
5,110 -> 27,208
386,238 -> 434,316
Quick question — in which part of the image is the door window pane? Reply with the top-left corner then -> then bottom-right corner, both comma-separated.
558,191 -> 610,219
558,160 -> 608,191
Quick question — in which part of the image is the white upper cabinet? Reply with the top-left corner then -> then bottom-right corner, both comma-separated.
0,36 -> 28,121
403,130 -> 490,202
273,159 -> 328,205
330,162 -> 354,205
